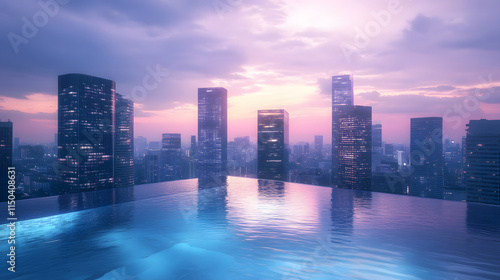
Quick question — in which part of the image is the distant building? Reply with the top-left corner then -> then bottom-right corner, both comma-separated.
314,135 -> 323,157
19,145 -> 44,160
160,133 -> 182,181
228,136 -> 254,177
13,137 -> 20,159
465,119 -> 500,205
336,106 -> 372,190
190,135 -> 197,158
188,135 -> 197,178
198,87 -> 228,183
409,117 -> 444,199
0,121 -> 13,202
114,93 -> 134,188
134,136 -> 148,159
257,109 -> 289,181
58,73 -> 115,194
372,124 -> 383,172
145,149 -> 160,183
385,144 -> 394,157
148,141 -> 161,150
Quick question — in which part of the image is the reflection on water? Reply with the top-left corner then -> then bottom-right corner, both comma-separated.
258,179 -> 285,198
58,186 -> 135,212
1,177 -> 500,279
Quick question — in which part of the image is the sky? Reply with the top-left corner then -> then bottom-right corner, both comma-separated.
0,0 -> 499,145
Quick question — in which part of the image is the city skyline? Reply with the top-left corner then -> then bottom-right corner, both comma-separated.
1,1 -> 500,145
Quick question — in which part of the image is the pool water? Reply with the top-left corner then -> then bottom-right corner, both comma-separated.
1,177 -> 500,279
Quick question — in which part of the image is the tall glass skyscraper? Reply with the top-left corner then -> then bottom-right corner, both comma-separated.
114,93 -> 134,188
332,75 -> 354,185
0,121 -> 13,202
409,117 -> 444,199
257,109 -> 289,181
198,87 -> 227,185
58,74 -> 115,194
337,106 -> 372,190
465,119 -> 500,205
332,75 -> 354,106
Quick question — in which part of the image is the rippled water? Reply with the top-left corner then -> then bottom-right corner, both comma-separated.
1,177 -> 500,279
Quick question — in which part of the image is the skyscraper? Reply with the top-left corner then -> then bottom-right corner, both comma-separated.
114,93 -> 134,188
409,117 -> 444,199
160,133 -> 182,181
337,106 -> 372,190
0,121 -> 13,202
58,73 -> 115,194
198,87 -> 228,183
331,75 -> 372,190
332,75 -> 354,185
465,119 -> 500,205
258,109 -> 289,181
314,135 -> 323,157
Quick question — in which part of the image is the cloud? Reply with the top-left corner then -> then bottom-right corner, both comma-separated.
414,85 -> 457,92
0,93 -> 57,114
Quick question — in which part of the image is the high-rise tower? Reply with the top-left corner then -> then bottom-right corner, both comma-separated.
258,109 -> 289,181
465,119 -> 500,205
114,93 -> 134,188
58,73 -> 115,194
198,87 -> 228,184
332,75 -> 354,185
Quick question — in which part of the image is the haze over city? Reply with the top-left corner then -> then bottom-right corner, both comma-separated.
1,0 -> 499,145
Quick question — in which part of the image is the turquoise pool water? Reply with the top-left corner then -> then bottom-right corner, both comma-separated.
1,177 -> 500,279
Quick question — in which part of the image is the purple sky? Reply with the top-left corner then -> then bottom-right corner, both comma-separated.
1,0 -> 499,145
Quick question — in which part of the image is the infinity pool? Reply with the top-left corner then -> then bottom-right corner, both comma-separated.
1,177 -> 500,279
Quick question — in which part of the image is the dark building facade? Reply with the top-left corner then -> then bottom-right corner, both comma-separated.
257,109 -> 289,181
372,124 -> 383,172
58,73 -> 115,194
161,133 -> 182,181
0,121 -> 13,202
190,135 -> 197,158
409,117 -> 444,199
336,106 -> 372,190
114,93 -> 134,188
465,119 -> 500,205
198,87 -> 228,183
332,75 -> 354,186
